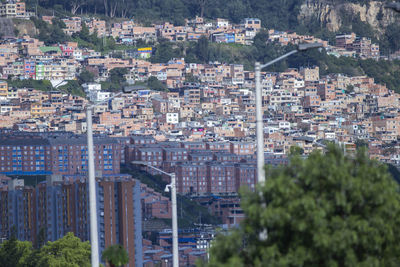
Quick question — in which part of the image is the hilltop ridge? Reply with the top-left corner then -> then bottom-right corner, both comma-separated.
28,0 -> 397,29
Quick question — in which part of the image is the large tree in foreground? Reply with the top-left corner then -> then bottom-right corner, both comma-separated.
35,232 -> 91,267
0,236 -> 32,267
101,244 -> 129,267
206,146 -> 400,267
0,232 -> 91,267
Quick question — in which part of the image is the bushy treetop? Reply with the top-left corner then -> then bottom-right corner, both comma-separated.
207,145 -> 400,267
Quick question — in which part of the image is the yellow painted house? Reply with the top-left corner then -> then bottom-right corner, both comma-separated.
30,102 -> 42,117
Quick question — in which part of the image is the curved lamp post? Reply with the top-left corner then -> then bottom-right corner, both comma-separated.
131,161 -> 179,267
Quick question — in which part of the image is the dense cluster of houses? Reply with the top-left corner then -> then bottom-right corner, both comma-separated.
57,15 -> 382,59
54,16 -> 263,45
0,0 -> 390,61
0,5 -> 389,84
0,27 -> 384,89
1,3 -> 400,265
268,29 -> 381,60
1,60 -> 399,164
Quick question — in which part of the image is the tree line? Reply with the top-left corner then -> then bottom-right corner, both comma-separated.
0,232 -> 129,267
26,0 -> 400,54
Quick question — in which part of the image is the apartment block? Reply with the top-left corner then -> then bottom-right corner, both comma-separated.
0,132 -> 121,176
335,33 -> 356,49
317,82 -> 336,101
62,17 -> 82,35
184,88 -> 201,106
0,0 -> 25,18
0,175 -> 143,267
207,163 -> 236,193
175,163 -> 208,194
87,18 -> 107,36
243,18 -> 261,30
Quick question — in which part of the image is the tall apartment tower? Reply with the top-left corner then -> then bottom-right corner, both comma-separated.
0,175 -> 143,267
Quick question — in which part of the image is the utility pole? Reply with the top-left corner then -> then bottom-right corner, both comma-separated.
131,161 -> 179,267
86,89 -> 133,266
86,106 -> 99,267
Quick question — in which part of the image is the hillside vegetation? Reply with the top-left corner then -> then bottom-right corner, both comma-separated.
12,0 -> 400,95
150,33 -> 400,92
26,0 -> 385,28
24,0 -> 399,54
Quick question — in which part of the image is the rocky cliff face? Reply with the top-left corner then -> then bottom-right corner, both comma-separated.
0,18 -> 15,37
298,0 -> 398,33
0,18 -> 36,38
13,19 -> 37,37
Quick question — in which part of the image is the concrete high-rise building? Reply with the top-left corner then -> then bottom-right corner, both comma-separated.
0,132 -> 121,177
0,175 -> 143,267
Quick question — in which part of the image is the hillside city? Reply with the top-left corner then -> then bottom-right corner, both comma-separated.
0,0 -> 400,266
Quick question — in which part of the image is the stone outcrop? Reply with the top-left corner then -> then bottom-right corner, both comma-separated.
0,18 -> 15,37
298,0 -> 398,34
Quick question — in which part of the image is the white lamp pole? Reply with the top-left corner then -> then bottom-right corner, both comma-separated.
86,90 -> 130,266
170,173 -> 179,267
86,105 -> 99,267
255,61 -> 265,184
131,161 -> 179,267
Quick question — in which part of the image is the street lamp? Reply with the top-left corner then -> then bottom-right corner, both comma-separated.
385,2 -> 400,12
86,88 -> 134,267
255,43 -> 323,184
131,161 -> 179,267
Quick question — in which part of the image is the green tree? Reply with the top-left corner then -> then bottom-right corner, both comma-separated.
58,80 -> 85,97
104,36 -> 117,51
382,23 -> 400,54
31,17 -> 69,45
253,29 -> 269,55
185,73 -> 199,83
35,232 -> 91,267
151,38 -> 183,63
7,79 -> 54,91
355,138 -> 368,149
101,244 -> 129,267
108,68 -> 128,91
79,23 -> 91,42
196,35 -> 209,63
147,76 -> 167,91
34,227 -> 47,249
78,70 -> 95,84
346,84 -> 355,94
0,236 -> 33,267
289,145 -> 304,155
206,145 -> 400,267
